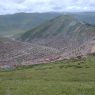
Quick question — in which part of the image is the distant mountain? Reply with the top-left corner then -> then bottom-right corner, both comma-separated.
0,12 -> 95,37
0,12 -> 62,36
20,15 -> 95,59
70,12 -> 95,26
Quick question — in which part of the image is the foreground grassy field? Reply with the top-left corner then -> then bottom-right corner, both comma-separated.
0,56 -> 95,95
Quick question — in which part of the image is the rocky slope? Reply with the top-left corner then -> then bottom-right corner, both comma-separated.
0,37 -> 61,68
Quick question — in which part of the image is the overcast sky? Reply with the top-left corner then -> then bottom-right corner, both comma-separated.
0,0 -> 95,14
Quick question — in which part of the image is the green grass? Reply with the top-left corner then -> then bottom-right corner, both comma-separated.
0,56 -> 95,95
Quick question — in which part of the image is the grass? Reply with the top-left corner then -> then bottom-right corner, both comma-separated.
0,56 -> 95,95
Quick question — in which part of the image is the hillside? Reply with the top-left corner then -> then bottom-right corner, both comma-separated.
0,12 -> 61,36
0,55 -> 95,95
20,15 -> 95,58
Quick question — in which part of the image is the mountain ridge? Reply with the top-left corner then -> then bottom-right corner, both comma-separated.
0,14 -> 95,67
0,12 -> 95,36
20,14 -> 95,59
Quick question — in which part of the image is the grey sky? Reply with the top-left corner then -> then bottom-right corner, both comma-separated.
0,0 -> 95,14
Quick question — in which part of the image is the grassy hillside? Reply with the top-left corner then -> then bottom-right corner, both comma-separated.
0,55 -> 95,95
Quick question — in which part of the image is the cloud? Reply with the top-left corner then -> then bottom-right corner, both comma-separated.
51,0 -> 95,12
0,0 -> 95,14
